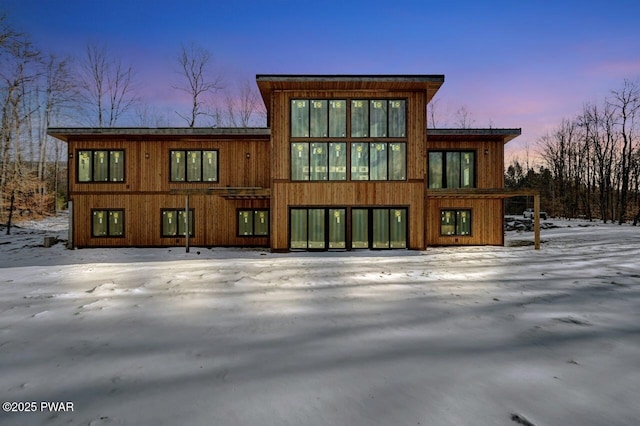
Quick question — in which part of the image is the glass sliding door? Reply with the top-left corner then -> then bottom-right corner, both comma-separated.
308,209 -> 326,249
329,209 -> 346,249
372,209 -> 390,249
290,209 -> 308,249
351,209 -> 369,248
390,209 -> 407,248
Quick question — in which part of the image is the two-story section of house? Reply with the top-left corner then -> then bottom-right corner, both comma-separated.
48,74 -> 521,251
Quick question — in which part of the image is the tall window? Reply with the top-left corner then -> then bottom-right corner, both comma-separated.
440,209 -> 472,236
161,209 -> 194,237
238,210 -> 269,236
350,142 -> 406,181
291,142 -> 347,181
170,150 -> 218,182
428,151 -> 475,188
78,150 -> 125,182
92,209 -> 124,237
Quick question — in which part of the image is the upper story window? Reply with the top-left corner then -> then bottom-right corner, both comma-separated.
170,150 -> 218,182
428,151 -> 475,189
291,99 -> 405,138
78,150 -> 125,182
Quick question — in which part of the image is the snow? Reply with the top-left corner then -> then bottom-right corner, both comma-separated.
1,214 -> 639,426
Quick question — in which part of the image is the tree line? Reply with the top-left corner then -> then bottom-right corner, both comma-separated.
0,11 -> 265,227
506,80 -> 640,224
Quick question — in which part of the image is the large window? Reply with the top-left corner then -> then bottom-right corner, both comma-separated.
161,209 -> 194,237
290,207 -> 406,250
291,98 -> 407,182
440,209 -> 472,236
291,142 -> 347,181
92,209 -> 124,237
78,150 -> 125,182
238,209 -> 269,236
170,150 -> 218,182
428,151 -> 475,189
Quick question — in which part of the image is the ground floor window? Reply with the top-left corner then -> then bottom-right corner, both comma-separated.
92,209 -> 124,237
161,209 -> 194,237
440,209 -> 472,236
290,207 -> 407,250
238,209 -> 269,236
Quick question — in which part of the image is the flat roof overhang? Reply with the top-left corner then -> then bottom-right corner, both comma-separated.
427,128 -> 521,144
47,127 -> 271,142
256,74 -> 445,118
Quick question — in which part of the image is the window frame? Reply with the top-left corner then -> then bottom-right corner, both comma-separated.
428,150 -> 476,189
77,149 -> 126,183
169,149 -> 219,183
161,208 -> 195,238
440,209 -> 473,236
237,209 -> 270,237
91,209 -> 125,238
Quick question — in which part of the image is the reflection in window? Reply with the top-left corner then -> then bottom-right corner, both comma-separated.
162,209 -> 194,237
441,210 -> 472,236
238,210 -> 269,236
351,209 -> 369,248
291,100 -> 309,137
290,209 -> 308,249
388,100 -> 406,137
329,100 -> 347,137
389,143 -> 406,180
351,143 -> 369,180
310,143 -> 328,180
370,143 -> 388,180
310,100 -> 328,137
370,100 -> 387,137
170,150 -> 217,182
428,151 -> 475,188
329,142 -> 347,180
351,100 -> 368,137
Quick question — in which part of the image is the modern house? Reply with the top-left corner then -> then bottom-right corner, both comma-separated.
48,74 -> 522,251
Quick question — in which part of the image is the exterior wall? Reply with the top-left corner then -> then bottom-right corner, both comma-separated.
66,136 -> 270,248
426,198 -> 504,246
269,90 -> 428,251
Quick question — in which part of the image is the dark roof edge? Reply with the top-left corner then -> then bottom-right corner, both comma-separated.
256,74 -> 445,82
427,128 -> 522,143
48,127 -> 271,139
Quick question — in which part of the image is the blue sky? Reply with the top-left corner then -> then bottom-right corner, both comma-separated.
5,0 -> 640,159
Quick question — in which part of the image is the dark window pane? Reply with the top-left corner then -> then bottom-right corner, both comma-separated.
109,210 -> 124,236
92,210 -> 107,236
291,143 -> 309,180
238,210 -> 253,235
171,151 -> 185,182
351,209 -> 369,248
109,151 -> 124,182
461,152 -> 474,188
93,151 -> 109,182
370,100 -> 387,137
78,151 -> 92,182
441,210 -> 455,235
446,152 -> 461,188
390,209 -> 406,248
254,210 -> 269,236
186,151 -> 202,182
291,99 -> 309,137
329,100 -> 346,137
329,142 -> 346,180
310,100 -> 328,137
351,143 -> 369,180
177,210 -> 194,236
389,143 -> 406,180
308,209 -> 325,249
428,152 -> 443,188
457,210 -> 471,235
290,209 -> 308,249
329,209 -> 346,249
310,142 -> 328,181
203,151 -> 218,182
372,209 -> 390,248
351,100 -> 368,137
388,100 -> 406,137
370,143 -> 388,180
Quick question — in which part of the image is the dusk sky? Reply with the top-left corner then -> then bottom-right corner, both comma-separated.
5,0 -> 640,160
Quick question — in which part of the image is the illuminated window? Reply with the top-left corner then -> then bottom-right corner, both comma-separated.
170,150 -> 218,182
238,210 -> 269,236
291,142 -> 346,181
161,209 -> 194,237
440,210 -> 472,236
92,209 -> 124,237
78,150 -> 125,182
350,142 -> 406,181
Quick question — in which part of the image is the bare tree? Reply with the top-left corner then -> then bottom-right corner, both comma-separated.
224,79 -> 264,127
173,43 -> 223,127
78,42 -> 138,127
427,97 -> 441,128
454,105 -> 475,129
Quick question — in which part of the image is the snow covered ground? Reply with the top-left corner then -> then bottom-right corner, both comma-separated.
1,214 -> 639,426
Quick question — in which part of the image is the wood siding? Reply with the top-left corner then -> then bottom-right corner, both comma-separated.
426,198 -> 504,246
